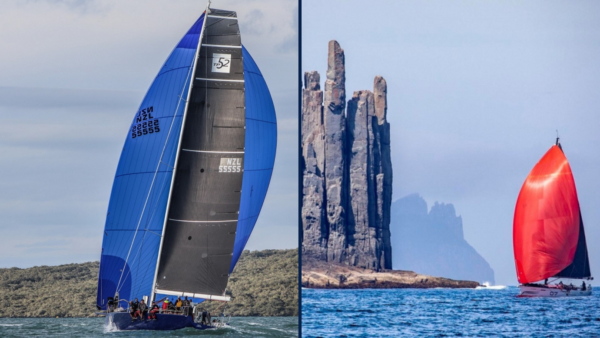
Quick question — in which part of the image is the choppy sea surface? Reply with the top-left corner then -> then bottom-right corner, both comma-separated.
302,286 -> 600,337
0,316 -> 298,337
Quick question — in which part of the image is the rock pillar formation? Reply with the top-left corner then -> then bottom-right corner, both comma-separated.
301,71 -> 327,260
374,76 -> 393,270
301,40 -> 393,271
323,41 -> 348,263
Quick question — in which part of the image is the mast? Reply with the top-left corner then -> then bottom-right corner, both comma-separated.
149,2 -> 210,304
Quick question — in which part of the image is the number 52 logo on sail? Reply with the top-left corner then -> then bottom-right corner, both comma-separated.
219,158 -> 243,173
212,53 -> 231,73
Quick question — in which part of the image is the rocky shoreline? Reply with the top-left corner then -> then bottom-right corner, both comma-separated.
302,258 -> 479,289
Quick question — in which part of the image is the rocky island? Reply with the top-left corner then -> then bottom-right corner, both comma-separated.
391,194 -> 495,284
302,258 -> 478,289
301,40 -> 478,289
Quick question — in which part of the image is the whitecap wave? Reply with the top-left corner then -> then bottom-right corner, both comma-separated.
476,282 -> 507,290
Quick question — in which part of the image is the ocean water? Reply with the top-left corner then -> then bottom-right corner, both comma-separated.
0,316 -> 298,337
302,287 -> 600,337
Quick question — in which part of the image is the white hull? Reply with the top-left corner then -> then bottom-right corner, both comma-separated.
518,285 -> 592,297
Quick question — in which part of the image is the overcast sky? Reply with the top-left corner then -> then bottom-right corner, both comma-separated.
303,0 -> 600,285
0,0 -> 298,268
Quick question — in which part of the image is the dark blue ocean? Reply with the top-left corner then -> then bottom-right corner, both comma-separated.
302,287 -> 600,337
0,316 -> 297,337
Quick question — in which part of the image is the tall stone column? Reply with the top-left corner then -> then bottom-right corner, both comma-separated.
347,90 -> 379,270
301,71 -> 328,260
373,76 -> 393,270
323,40 -> 347,263
301,42 -> 393,271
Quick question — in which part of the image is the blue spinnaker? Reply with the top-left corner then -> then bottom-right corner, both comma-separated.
97,14 -> 204,310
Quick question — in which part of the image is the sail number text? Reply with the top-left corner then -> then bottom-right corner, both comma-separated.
219,158 -> 242,173
131,106 -> 160,139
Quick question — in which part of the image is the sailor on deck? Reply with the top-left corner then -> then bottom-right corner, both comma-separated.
138,299 -> 148,320
149,302 -> 159,320
129,301 -> 139,320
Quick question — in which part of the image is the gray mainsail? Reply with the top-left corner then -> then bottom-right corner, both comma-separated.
154,8 -> 245,300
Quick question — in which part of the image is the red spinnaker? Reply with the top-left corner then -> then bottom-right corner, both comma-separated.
513,145 -> 581,284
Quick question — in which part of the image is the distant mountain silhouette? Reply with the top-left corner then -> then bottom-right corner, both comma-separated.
390,194 -> 495,284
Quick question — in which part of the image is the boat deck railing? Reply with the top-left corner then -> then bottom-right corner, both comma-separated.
106,307 -> 194,316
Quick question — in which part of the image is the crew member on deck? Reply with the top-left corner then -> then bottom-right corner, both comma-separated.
182,297 -> 190,316
176,297 -> 182,311
149,302 -> 159,320
162,299 -> 170,313
582,281 -> 587,291
107,297 -> 115,312
129,301 -> 139,320
138,299 -> 148,320
201,309 -> 207,325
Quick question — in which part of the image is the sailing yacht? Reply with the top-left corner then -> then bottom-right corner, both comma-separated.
96,3 -> 277,330
513,138 -> 593,297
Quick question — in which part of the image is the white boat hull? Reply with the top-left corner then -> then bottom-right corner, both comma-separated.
518,285 -> 592,297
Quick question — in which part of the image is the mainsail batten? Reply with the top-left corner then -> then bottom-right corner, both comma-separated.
513,143 -> 591,284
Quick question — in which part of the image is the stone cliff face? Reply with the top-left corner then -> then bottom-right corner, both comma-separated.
390,194 -> 495,284
302,40 -> 392,271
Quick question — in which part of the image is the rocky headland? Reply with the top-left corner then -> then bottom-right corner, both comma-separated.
390,194 -> 495,284
302,257 -> 478,289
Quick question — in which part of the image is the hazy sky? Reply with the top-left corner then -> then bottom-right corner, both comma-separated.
0,0 -> 298,268
303,0 -> 600,285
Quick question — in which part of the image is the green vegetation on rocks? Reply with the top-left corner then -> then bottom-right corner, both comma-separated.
0,249 -> 298,318
0,262 -> 97,318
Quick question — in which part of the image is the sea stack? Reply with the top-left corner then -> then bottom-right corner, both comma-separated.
323,41 -> 348,264
301,40 -> 392,271
301,71 -> 327,260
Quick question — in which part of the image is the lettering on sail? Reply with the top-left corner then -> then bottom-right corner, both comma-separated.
212,53 -> 231,73
131,106 -> 160,139
219,158 -> 243,173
